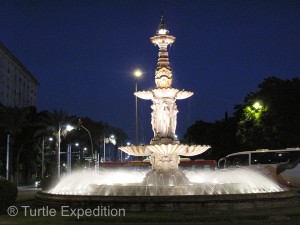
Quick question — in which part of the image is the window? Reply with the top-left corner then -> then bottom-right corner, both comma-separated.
251,152 -> 289,165
289,151 -> 300,163
225,154 -> 249,168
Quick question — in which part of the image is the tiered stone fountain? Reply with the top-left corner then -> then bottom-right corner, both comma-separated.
119,16 -> 210,186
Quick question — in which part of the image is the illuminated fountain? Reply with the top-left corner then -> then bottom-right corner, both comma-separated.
49,168 -> 284,196
36,16 -> 297,210
119,15 -> 210,187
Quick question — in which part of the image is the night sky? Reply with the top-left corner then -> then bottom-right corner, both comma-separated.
1,0 -> 300,143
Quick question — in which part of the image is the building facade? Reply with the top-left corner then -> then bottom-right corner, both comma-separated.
0,42 -> 39,107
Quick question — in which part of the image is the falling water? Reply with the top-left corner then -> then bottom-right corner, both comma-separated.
48,167 -> 284,196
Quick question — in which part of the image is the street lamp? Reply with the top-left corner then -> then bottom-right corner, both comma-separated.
125,142 -> 132,161
103,135 -> 116,162
41,136 -> 53,179
78,119 -> 94,159
253,101 -> 262,110
6,134 -> 10,181
134,69 -> 142,145
58,124 -> 74,178
66,142 -> 83,174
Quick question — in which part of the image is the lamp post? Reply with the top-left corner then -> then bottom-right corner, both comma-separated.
58,124 -> 74,178
41,136 -> 53,179
103,135 -> 116,162
6,134 -> 10,181
134,69 -> 142,145
66,144 -> 72,175
126,142 -> 131,161
103,138 -> 108,162
66,142 -> 81,174
78,120 -> 94,159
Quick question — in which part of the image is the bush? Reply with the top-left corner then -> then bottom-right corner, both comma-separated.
40,176 -> 59,191
0,179 -> 18,213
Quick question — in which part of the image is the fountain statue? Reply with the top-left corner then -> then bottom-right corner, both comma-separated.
119,15 -> 210,178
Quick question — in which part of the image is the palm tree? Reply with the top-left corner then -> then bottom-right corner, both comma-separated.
34,109 -> 75,137
34,109 -> 76,177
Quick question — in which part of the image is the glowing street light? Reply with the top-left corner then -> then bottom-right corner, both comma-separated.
245,101 -> 265,120
66,125 -> 74,132
134,69 -> 143,145
134,69 -> 142,78
253,102 -> 262,110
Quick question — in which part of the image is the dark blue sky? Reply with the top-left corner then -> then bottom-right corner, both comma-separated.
1,0 -> 300,143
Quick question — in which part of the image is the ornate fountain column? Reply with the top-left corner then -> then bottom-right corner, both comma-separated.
119,16 -> 210,175
147,15 -> 193,145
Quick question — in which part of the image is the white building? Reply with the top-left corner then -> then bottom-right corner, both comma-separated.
0,42 -> 39,107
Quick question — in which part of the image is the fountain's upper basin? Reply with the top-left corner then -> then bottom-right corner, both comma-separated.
134,88 -> 193,100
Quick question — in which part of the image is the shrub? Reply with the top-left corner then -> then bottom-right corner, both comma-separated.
0,179 -> 18,213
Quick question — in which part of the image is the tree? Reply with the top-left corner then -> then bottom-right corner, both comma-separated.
184,76 -> 300,159
34,109 -> 76,177
34,109 -> 76,138
77,117 -> 129,163
236,77 -> 300,149
0,106 -> 33,181
183,114 -> 238,160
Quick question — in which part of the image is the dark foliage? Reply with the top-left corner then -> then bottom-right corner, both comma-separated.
0,179 -> 18,213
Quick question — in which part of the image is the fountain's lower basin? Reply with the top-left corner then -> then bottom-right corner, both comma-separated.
35,189 -> 298,211
35,168 -> 299,211
53,182 -> 287,196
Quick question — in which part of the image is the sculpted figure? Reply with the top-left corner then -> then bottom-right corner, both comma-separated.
151,97 -> 178,140
168,100 -> 178,139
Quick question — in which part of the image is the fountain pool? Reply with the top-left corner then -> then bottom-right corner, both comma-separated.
48,168 -> 284,196
36,167 -> 297,211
